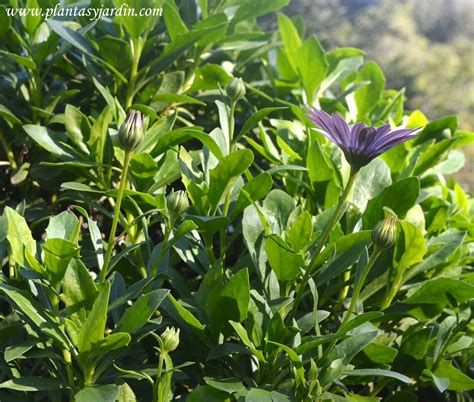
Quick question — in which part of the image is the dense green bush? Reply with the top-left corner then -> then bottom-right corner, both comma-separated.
0,0 -> 473,401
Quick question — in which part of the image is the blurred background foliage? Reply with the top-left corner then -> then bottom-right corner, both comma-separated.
278,0 -> 474,189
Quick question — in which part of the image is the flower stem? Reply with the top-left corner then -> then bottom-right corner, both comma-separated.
324,246 -> 383,357
100,151 -> 133,282
150,219 -> 172,277
219,100 -> 236,261
153,353 -> 165,402
340,246 -> 382,329
381,267 -> 404,310
288,169 -> 358,321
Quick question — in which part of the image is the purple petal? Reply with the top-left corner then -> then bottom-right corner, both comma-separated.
371,128 -> 417,150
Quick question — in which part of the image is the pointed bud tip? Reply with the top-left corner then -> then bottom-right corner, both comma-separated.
118,110 -> 144,152
371,214 -> 398,249
160,327 -> 180,354
166,190 -> 189,217
226,77 -> 246,102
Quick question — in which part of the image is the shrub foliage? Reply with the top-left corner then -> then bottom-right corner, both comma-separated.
0,0 -> 472,401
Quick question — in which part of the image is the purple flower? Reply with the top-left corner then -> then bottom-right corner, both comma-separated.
307,108 -> 418,170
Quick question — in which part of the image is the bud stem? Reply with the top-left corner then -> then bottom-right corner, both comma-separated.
153,353 -> 165,402
100,150 -> 133,282
339,245 -> 382,330
288,168 -> 358,322
381,267 -> 404,310
323,245 -> 383,359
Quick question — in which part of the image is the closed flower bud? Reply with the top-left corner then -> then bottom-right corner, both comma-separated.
160,327 -> 180,354
166,190 -> 189,217
118,110 -> 144,152
372,214 -> 398,249
226,77 -> 246,102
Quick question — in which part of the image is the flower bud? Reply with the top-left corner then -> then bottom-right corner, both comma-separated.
371,214 -> 398,249
166,190 -> 189,217
226,77 -> 246,102
160,327 -> 180,354
118,110 -> 144,152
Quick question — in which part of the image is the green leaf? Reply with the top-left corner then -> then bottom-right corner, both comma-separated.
297,36 -> 328,103
404,278 -> 474,305
88,106 -> 113,166
22,0 -> 41,34
87,332 -> 131,357
115,289 -> 169,334
0,377 -> 65,391
363,177 -> 420,229
414,138 -> 456,175
0,50 -> 36,69
163,0 -> 188,41
362,231 -> 465,300
204,377 -> 245,394
432,360 -> 474,391
343,369 -> 412,384
150,25 -> 226,76
406,231 -> 465,280
319,55 -> 364,95
64,104 -> 91,154
395,220 -> 427,271
231,173 -> 273,220
285,210 -> 313,252
320,331 -> 378,387
23,125 -> 73,160
0,284 -> 70,348
425,370 -> 449,393
61,182 -> 102,193
153,93 -> 205,106
262,189 -> 296,234
47,19 -> 98,57
78,281 -> 110,353
187,215 -> 229,236
338,312 -> 383,335
207,269 -> 250,338
414,115 -> 457,145
277,13 -> 302,73
350,61 -> 385,119
307,134 -> 337,181
221,268 -> 250,322
188,64 -> 232,92
62,258 -> 98,323
363,343 -> 398,364
208,149 -> 254,212
153,127 -> 223,159
42,238 -> 80,284
351,159 -> 391,212
265,234 -> 303,281
235,107 -> 287,143
46,211 -> 81,243
187,384 -> 232,402
4,341 -> 37,363
229,321 -> 265,362
267,341 -> 306,388
0,104 -> 22,126
5,207 -> 36,267
233,0 -> 289,24
74,384 -> 127,402
0,6 -> 11,39
114,0 -> 160,39
165,294 -> 206,337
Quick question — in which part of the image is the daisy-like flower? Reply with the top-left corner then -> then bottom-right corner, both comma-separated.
307,108 -> 419,170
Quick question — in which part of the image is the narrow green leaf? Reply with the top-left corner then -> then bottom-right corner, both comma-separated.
115,289 -> 169,334
78,282 -> 110,353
